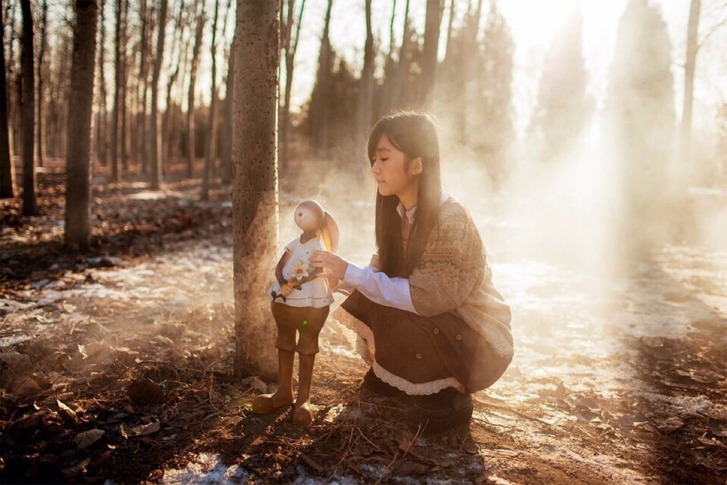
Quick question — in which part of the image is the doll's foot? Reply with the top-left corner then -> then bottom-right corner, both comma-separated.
291,402 -> 314,425
251,390 -> 294,414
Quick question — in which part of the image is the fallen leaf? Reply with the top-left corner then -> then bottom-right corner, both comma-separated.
57,399 -> 79,426
75,429 -> 105,449
124,420 -> 161,437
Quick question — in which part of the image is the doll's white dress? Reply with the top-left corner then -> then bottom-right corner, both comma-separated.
267,236 -> 334,308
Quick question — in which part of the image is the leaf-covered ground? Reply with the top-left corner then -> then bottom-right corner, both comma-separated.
1,161 -> 726,484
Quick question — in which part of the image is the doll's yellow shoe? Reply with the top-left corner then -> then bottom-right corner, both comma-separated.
252,393 -> 294,414
291,403 -> 314,425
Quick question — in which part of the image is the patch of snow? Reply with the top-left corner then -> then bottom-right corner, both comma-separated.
160,453 -> 247,484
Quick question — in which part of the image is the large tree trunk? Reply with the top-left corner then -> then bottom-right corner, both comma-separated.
421,0 -> 443,107
65,0 -> 99,251
233,0 -> 280,379
186,3 -> 206,179
680,0 -> 700,167
36,0 -> 47,168
0,0 -> 15,199
202,0 -> 220,201
148,0 -> 168,190
111,0 -> 122,183
20,0 -> 36,216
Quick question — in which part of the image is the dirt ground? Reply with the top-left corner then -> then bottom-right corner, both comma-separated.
1,161 -> 726,484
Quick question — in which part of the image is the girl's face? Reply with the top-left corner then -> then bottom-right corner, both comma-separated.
370,134 -> 421,198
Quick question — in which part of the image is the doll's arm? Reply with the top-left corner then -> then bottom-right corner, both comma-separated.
275,250 -> 291,286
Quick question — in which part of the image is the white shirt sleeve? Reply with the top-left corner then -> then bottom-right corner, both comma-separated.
340,261 -> 418,314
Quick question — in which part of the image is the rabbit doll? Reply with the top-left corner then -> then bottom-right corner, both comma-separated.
253,200 -> 339,425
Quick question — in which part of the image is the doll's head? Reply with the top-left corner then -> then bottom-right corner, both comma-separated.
293,200 -> 339,253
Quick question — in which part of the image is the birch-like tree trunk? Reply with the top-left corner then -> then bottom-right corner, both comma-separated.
0,0 -> 15,199
65,0 -> 99,251
233,0 -> 280,379
148,0 -> 168,190
20,0 -> 36,216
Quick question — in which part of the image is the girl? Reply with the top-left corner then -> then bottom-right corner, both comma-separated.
310,111 -> 514,433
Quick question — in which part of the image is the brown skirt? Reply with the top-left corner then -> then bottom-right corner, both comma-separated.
339,290 -> 511,394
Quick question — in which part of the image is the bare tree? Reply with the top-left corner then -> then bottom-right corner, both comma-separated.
680,0 -> 701,165
279,0 -> 305,172
65,0 -> 99,251
96,0 -> 108,166
421,0 -> 444,107
0,0 -> 15,199
162,0 -> 188,175
136,0 -> 152,174
186,0 -> 205,179
148,0 -> 168,190
202,0 -> 220,200
36,0 -> 47,168
309,0 -> 333,159
233,0 -> 281,379
355,0 -> 373,153
20,0 -> 36,215
221,32 -> 236,185
111,0 -> 122,182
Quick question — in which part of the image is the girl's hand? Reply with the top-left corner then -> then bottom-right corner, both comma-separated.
309,250 -> 349,281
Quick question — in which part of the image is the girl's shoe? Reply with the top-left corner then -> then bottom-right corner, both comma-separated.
406,387 -> 473,434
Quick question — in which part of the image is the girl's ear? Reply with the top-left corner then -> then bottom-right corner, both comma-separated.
410,157 -> 423,175
322,211 -> 340,253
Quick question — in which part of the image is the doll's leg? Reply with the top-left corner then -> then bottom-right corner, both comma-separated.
291,306 -> 329,425
251,303 -> 297,414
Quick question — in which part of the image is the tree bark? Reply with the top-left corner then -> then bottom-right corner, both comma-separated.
202,0 -> 220,201
20,0 -> 36,215
233,0 -> 280,379
0,0 -> 15,198
65,0 -> 99,251
186,2 -> 205,179
149,0 -> 168,190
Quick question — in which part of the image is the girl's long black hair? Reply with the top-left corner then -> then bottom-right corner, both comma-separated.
367,111 -> 443,278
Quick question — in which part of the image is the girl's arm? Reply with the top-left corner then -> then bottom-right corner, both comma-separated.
340,262 -> 417,313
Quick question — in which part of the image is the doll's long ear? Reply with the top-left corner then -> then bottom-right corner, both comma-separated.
323,211 -> 339,253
